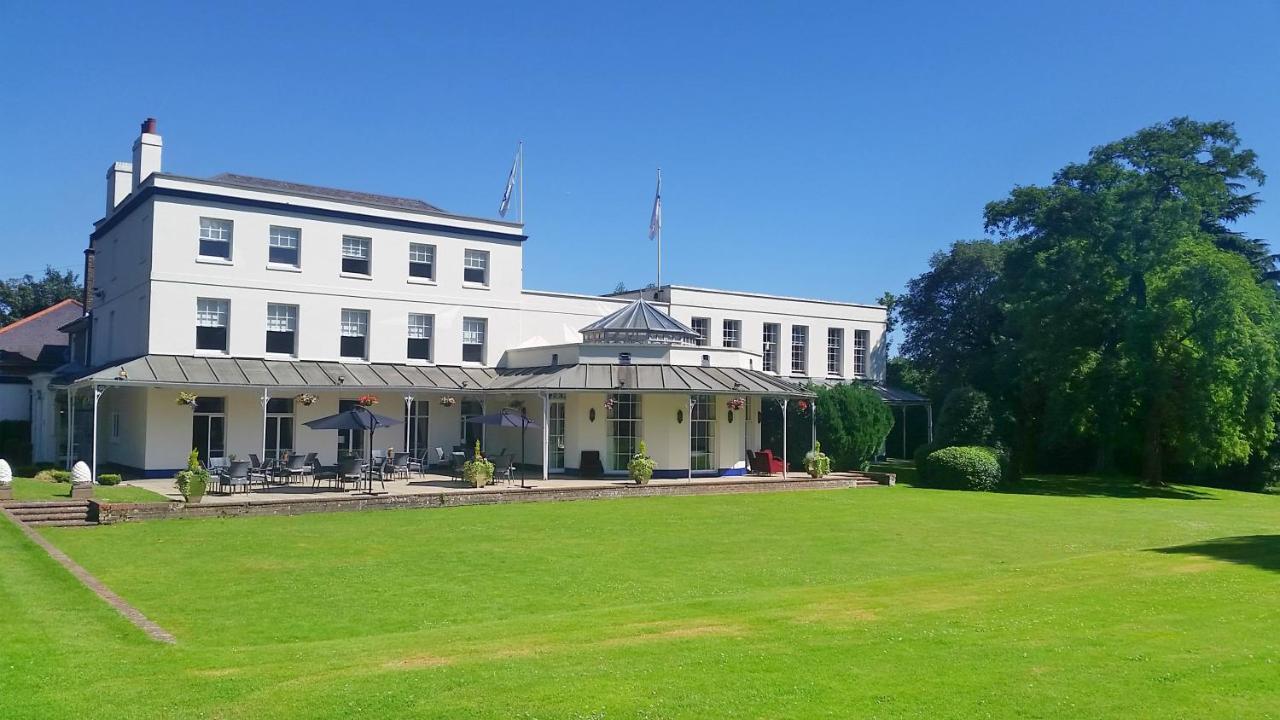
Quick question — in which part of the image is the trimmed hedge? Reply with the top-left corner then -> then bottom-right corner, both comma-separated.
97,473 -> 122,486
919,445 -> 1001,491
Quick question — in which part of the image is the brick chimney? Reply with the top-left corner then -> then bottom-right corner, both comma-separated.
131,117 -> 162,190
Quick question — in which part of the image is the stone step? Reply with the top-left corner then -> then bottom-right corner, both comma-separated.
3,501 -> 90,510
11,511 -> 92,523
25,519 -> 98,527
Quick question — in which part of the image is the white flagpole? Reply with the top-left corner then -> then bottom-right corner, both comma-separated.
518,141 -> 524,225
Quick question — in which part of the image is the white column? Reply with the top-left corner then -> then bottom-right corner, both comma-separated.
404,395 -> 413,452
541,391 -> 549,483
810,396 -> 817,453
260,388 -> 270,461
688,395 -> 694,481
91,385 -> 105,483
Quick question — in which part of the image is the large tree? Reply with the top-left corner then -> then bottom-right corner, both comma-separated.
986,118 -> 1278,484
0,266 -> 81,327
896,239 -> 1008,402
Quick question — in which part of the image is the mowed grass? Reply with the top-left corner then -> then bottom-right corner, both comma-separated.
2,474 -> 1278,719
9,476 -> 167,503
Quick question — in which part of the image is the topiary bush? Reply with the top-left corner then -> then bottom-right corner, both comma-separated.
97,473 -> 122,486
812,383 -> 895,471
919,446 -> 1001,491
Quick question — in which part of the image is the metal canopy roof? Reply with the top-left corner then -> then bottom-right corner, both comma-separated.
61,354 -> 812,397
579,298 -> 699,344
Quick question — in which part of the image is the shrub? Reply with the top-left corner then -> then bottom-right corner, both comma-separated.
935,387 -> 996,447
97,473 -> 122,486
175,448 -> 209,502
48,470 -> 73,483
804,441 -> 831,478
462,440 -> 494,488
812,383 -> 895,471
627,441 -> 656,485
920,446 -> 1001,491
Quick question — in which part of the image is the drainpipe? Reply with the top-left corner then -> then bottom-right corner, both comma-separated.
91,385 -> 105,483
66,385 -> 75,469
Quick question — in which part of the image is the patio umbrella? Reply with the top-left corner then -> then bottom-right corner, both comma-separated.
465,408 -> 539,487
304,407 -> 401,489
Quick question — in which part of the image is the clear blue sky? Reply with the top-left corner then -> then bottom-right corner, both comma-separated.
2,1 -> 1277,305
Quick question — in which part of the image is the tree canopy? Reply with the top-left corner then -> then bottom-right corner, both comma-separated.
0,267 -> 81,328
898,118 -> 1279,486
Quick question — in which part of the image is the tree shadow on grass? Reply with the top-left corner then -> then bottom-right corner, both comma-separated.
996,474 -> 1215,500
1151,535 -> 1280,573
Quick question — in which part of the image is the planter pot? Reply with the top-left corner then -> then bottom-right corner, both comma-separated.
463,470 -> 491,488
631,474 -> 651,486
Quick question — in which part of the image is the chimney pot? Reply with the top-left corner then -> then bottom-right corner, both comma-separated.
141,117 -> 157,134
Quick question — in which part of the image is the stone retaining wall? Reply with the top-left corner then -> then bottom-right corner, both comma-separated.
92,472 -> 893,524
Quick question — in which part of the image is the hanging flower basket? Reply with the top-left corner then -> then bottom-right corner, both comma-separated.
439,396 -> 457,407
176,391 -> 198,407
726,397 -> 746,411
357,395 -> 379,407
603,397 -> 616,414
295,393 -> 317,406
797,399 -> 810,413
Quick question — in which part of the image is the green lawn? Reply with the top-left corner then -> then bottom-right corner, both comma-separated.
8,476 -> 168,503
2,474 -> 1277,718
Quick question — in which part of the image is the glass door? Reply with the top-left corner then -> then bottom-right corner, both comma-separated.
264,398 -> 294,461
407,399 -> 430,457
690,394 -> 716,472
607,393 -> 641,473
548,394 -> 566,471
192,396 -> 226,465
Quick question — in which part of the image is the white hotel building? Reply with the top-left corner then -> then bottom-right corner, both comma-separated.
44,120 -> 904,480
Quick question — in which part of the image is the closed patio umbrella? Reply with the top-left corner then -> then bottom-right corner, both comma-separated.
465,408 -> 539,487
304,407 -> 401,492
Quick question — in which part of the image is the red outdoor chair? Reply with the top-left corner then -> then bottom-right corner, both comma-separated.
752,449 -> 784,475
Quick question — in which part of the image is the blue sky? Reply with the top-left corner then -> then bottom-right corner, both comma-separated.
2,1 -> 1277,306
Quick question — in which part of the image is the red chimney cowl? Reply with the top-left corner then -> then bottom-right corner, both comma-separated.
141,118 -> 157,134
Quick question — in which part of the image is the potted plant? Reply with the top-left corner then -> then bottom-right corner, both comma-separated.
726,397 -> 746,411
627,441 -> 656,485
176,391 -> 198,407
295,392 -> 317,406
603,397 -> 616,415
804,441 -> 831,479
357,394 -> 379,407
462,440 -> 493,488
175,448 -> 209,503
439,396 -> 457,407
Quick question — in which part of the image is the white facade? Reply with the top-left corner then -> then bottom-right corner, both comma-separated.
66,121 -> 887,477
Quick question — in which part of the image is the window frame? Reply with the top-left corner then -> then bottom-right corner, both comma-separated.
407,312 -> 434,362
691,317 -> 710,347
198,217 -> 233,261
339,308 -> 370,360
341,235 -> 372,276
853,329 -> 869,378
268,226 -> 301,267
266,303 -> 298,356
195,297 -> 230,353
463,249 -> 490,286
791,325 -> 808,376
461,317 -> 487,363
722,319 -> 741,349
762,323 -> 780,373
408,242 -> 436,281
827,327 -> 844,376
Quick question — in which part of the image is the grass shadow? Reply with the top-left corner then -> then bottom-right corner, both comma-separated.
995,474 -> 1214,500
1151,535 -> 1280,573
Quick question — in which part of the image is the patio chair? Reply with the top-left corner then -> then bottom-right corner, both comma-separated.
391,452 -> 412,480
311,457 -> 336,489
746,449 -> 758,474
433,447 -> 448,470
279,453 -> 310,484
448,451 -> 466,481
223,461 -> 252,494
407,448 -> 431,476
336,457 -> 363,490
751,449 -> 784,476
493,454 -> 515,484
301,453 -> 317,482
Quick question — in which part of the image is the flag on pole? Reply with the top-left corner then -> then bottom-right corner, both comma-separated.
499,146 -> 519,218
648,169 -> 662,240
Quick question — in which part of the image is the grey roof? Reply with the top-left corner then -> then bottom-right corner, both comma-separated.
208,173 -> 444,213
872,383 -> 929,405
59,354 -> 811,397
64,355 -> 496,391
580,298 -> 698,340
0,299 -> 81,373
489,363 -> 813,397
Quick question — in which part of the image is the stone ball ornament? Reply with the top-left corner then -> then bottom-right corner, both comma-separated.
0,458 -> 12,486
72,460 -> 93,485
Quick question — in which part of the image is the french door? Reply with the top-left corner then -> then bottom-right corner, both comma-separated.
548,394 -> 566,471
192,396 -> 226,465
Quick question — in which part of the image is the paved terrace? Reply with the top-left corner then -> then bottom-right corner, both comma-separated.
124,470 -> 885,505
